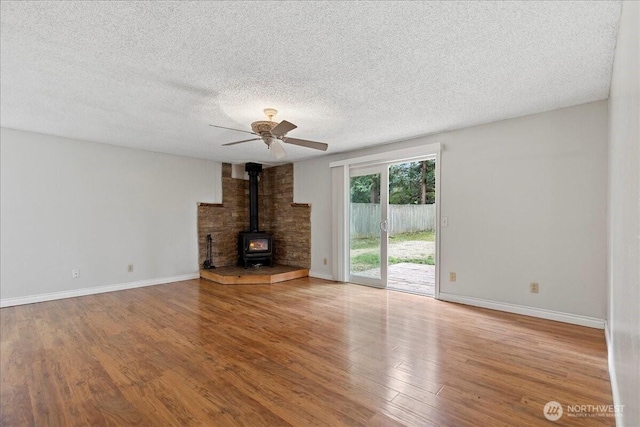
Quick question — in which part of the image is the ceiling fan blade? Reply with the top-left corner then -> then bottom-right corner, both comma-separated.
209,124 -> 257,136
283,137 -> 328,151
222,138 -> 261,146
271,120 -> 297,137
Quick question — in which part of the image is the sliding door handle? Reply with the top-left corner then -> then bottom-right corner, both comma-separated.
380,220 -> 388,233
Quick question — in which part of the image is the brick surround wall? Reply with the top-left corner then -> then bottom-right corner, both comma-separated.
197,163 -> 247,268
260,164 -> 311,268
197,163 -> 311,269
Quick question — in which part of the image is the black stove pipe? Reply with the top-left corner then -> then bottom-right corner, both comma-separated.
245,162 -> 263,232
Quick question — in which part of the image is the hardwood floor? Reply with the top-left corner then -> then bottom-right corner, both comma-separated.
1,278 -> 614,426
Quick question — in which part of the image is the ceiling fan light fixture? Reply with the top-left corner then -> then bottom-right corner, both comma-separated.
263,136 -> 275,146
268,139 -> 286,160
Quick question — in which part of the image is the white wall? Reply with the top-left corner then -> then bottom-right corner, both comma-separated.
296,100 -> 608,320
607,1 -> 639,425
293,160 -> 334,279
0,128 -> 222,303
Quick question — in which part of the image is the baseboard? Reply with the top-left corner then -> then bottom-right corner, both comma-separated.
0,273 -> 200,308
438,293 -> 605,329
605,322 -> 624,427
309,270 -> 335,281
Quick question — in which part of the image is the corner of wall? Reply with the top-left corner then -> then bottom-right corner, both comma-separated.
197,163 -> 311,269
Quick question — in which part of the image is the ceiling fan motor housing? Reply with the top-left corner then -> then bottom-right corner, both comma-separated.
251,120 -> 278,136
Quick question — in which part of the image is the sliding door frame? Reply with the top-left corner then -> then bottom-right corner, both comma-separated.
330,142 -> 442,298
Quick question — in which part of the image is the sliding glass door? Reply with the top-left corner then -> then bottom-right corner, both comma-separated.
331,142 -> 441,296
348,165 -> 388,288
347,157 -> 438,296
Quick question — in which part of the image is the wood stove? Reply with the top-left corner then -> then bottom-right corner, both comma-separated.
238,163 -> 274,268
238,232 -> 273,268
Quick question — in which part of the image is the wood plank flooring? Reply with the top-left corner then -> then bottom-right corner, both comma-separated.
0,278 -> 614,426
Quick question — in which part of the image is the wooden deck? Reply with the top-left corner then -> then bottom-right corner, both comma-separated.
0,278 -> 613,426
360,263 -> 436,296
387,263 -> 435,296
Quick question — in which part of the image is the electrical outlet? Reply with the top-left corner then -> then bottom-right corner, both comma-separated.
128,264 -> 134,272
323,258 -> 327,265
72,269 -> 79,279
449,272 -> 456,282
530,282 -> 539,293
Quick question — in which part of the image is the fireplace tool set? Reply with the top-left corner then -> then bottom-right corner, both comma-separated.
203,234 -> 215,269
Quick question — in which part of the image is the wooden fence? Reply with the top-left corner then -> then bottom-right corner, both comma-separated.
350,203 -> 436,238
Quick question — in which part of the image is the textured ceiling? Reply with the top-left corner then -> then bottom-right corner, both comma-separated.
0,1 -> 621,164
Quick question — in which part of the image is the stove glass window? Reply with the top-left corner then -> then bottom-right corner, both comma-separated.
248,238 -> 269,252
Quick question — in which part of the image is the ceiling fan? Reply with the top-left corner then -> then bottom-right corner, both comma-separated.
209,108 -> 328,160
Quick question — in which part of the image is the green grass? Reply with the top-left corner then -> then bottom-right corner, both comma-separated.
349,236 -> 381,250
350,253 -> 381,272
350,253 -> 435,272
390,255 -> 435,266
389,230 -> 435,244
350,230 -> 434,250
350,230 -> 436,272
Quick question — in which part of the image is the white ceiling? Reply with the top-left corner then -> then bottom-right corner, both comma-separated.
0,1 -> 621,164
